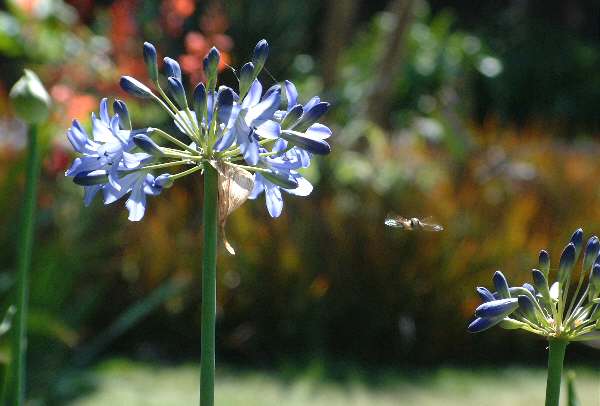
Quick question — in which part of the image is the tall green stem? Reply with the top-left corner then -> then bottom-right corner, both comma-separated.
545,339 -> 568,406
200,162 -> 218,406
10,125 -> 41,405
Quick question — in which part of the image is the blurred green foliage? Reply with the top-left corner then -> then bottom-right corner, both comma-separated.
0,0 -> 599,403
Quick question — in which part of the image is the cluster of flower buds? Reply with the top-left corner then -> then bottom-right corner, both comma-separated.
65,40 -> 332,221
469,229 -> 600,341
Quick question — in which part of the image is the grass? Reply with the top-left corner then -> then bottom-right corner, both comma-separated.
66,359 -> 600,406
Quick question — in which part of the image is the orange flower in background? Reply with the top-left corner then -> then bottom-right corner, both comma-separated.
161,0 -> 196,37
110,0 -> 146,79
179,2 -> 233,84
199,2 -> 230,34
50,84 -> 97,123
180,32 -> 232,84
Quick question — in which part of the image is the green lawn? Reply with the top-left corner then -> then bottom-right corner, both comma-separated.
67,360 -> 599,406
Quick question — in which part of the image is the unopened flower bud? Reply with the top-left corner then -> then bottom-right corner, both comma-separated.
583,236 -> 600,272
215,87 -> 234,124
143,42 -> 159,82
163,57 -> 182,81
468,316 -> 502,333
203,47 -> 220,91
476,287 -> 495,303
294,102 -> 330,132
192,82 -> 207,124
239,62 -> 254,98
492,271 -> 511,299
167,77 -> 188,109
475,298 -> 518,318
10,69 -> 51,124
120,76 -> 153,99
252,39 -> 269,77
539,250 -> 550,277
133,134 -> 164,157
113,99 -> 131,130
517,295 -> 537,321
570,228 -> 584,257
558,243 -> 576,284
154,173 -> 173,189
532,269 -> 551,302
588,264 -> 600,300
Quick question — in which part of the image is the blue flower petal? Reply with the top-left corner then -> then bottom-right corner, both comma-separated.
284,175 -> 312,197
213,129 -> 236,152
254,120 -> 280,139
248,173 -> 264,199
284,80 -> 298,109
306,123 -> 332,139
303,96 -> 320,112
83,185 -> 103,207
242,80 -> 262,109
125,186 -> 147,221
241,139 -> 259,166
99,98 -> 110,124
245,87 -> 280,125
265,183 -> 283,217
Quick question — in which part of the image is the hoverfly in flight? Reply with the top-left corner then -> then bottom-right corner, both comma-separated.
384,215 -> 444,232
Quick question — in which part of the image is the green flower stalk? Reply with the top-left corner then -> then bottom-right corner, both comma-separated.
7,70 -> 50,406
200,162 -> 218,406
468,229 -> 600,406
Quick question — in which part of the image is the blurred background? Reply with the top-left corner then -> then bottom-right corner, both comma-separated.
0,0 -> 599,404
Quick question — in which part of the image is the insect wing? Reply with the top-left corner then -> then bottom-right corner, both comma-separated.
419,220 -> 444,232
384,215 -> 409,228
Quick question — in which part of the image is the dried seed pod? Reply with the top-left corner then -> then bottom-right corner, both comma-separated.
217,163 -> 254,255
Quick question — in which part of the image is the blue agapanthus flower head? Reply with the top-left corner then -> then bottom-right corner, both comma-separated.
65,40 -> 333,222
468,228 -> 600,342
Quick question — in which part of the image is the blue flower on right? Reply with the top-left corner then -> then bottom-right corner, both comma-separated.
469,228 -> 600,341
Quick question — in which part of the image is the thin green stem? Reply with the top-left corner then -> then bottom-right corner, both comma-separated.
549,299 -> 560,332
10,125 -> 42,405
185,107 -> 201,134
162,150 -> 202,161
516,315 -> 552,336
229,151 -> 282,163
150,93 -> 179,120
170,165 -> 203,181
571,322 -> 596,337
151,128 -> 199,155
564,304 -> 590,329
557,281 -> 567,326
155,83 -> 198,138
545,339 -> 568,406
225,162 -> 270,174
564,288 -> 589,327
220,138 -> 277,159
161,147 -> 198,156
566,270 -> 588,320
200,162 -> 218,406
141,160 -> 193,171
149,91 -> 199,145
